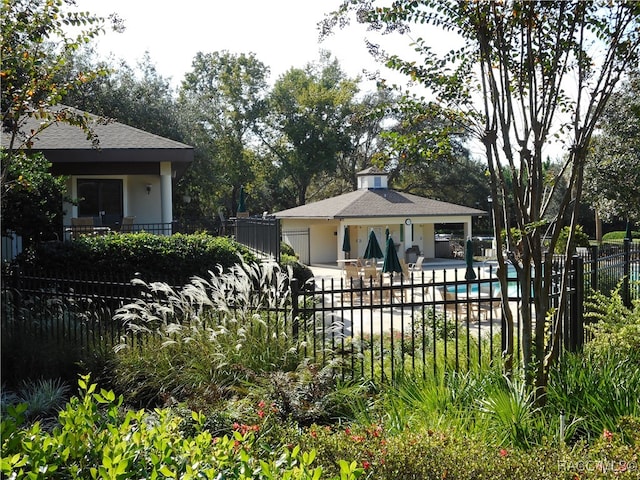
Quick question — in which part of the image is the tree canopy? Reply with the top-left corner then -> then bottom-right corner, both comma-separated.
584,71 -> 640,231
1,0 -> 120,239
264,54 -> 359,206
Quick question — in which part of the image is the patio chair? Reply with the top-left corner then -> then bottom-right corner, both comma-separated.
69,217 -> 94,240
359,266 -> 381,303
343,265 -> 362,287
120,216 -> 135,233
361,266 -> 379,285
342,264 -> 363,304
436,286 -> 471,319
398,258 -> 411,279
477,283 -> 502,320
408,255 -> 424,272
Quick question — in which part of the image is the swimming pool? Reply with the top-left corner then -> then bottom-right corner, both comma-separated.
445,263 -> 527,298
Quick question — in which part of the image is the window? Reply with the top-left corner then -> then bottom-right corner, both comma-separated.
77,179 -> 123,222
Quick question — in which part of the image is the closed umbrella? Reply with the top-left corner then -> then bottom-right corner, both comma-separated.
363,230 -> 384,261
465,237 -> 477,280
385,226 -> 390,241
342,226 -> 351,258
237,185 -> 246,213
382,236 -> 402,275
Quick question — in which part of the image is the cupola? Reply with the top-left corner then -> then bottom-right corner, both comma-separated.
356,167 -> 389,190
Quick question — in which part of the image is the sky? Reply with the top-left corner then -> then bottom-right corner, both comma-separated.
74,0 -> 409,90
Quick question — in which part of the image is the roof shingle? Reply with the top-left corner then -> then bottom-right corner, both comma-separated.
275,188 -> 485,219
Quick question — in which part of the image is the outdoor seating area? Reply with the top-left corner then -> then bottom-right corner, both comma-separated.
65,216 -> 136,240
316,254 -> 510,328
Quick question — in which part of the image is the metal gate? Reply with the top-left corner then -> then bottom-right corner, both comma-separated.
282,229 -> 310,265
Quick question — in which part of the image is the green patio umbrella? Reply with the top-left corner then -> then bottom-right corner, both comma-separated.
382,236 -> 403,275
363,230 -> 384,260
464,237 -> 477,280
342,226 -> 351,257
237,185 -> 246,213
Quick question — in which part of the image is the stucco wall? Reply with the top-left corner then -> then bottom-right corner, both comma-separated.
310,222 -> 339,264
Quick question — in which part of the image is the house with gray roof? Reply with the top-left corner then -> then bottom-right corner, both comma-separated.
274,168 -> 484,265
3,107 -> 193,234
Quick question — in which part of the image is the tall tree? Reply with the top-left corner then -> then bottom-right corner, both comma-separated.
63,51 -> 182,142
178,51 -> 269,218
327,1 -> 640,398
1,0 -> 120,240
378,96 -> 487,206
337,87 -> 397,191
1,0 -> 119,191
584,72 -> 640,239
264,54 -> 358,206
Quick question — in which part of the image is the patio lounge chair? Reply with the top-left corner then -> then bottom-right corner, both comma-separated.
408,255 -> 424,272
436,286 -> 479,320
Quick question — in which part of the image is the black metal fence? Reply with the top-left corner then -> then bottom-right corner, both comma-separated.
234,216 -> 281,261
582,240 -> 640,305
2,241 -> 638,384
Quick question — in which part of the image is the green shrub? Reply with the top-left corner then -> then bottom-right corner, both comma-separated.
281,241 -> 296,256
545,288 -> 640,443
290,423 -> 570,479
602,230 -> 640,241
1,375 -> 364,480
17,233 -> 256,284
554,225 -> 590,254
281,253 -> 314,289
584,286 -> 640,359
267,364 -> 369,426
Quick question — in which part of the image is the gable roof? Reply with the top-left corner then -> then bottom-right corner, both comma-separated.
274,188 -> 485,219
2,107 -> 193,167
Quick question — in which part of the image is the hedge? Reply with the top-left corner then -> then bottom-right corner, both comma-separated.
16,233 -> 257,284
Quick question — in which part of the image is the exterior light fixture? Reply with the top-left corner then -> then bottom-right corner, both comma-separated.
146,184 -> 152,195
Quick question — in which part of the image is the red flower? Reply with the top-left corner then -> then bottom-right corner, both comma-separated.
602,429 -> 613,442
310,429 -> 318,438
499,448 -> 508,457
257,400 -> 266,409
345,427 -> 351,435
363,460 -> 371,470
257,409 -> 265,419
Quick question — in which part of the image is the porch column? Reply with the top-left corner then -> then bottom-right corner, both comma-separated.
160,162 -> 173,233
405,220 -> 413,247
463,220 -> 473,239
338,222 -> 345,261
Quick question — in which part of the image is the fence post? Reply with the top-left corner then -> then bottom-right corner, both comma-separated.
9,265 -> 22,330
570,255 -> 584,352
589,244 -> 598,293
623,238 -> 631,307
290,278 -> 299,340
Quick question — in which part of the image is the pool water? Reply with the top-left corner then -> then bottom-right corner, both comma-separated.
446,264 -> 524,298
446,282 -> 520,297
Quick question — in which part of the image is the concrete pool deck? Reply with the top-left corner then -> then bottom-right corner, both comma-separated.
304,259 -> 511,336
